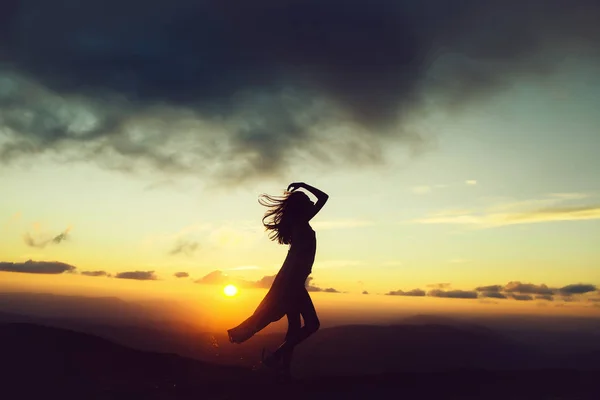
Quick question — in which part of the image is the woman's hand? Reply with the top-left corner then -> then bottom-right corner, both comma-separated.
286,182 -> 329,221
287,182 -> 305,192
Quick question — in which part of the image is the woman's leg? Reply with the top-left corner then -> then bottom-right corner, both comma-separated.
281,311 -> 301,374
272,288 -> 320,359
297,288 -> 320,339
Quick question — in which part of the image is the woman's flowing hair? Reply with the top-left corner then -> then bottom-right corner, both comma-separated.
259,191 -> 308,245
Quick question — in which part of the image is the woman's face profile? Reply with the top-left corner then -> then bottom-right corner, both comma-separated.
289,192 -> 314,221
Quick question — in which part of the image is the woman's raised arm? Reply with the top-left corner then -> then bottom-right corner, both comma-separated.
288,182 -> 329,220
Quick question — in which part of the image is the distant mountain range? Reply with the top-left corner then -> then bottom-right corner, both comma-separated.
0,322 -> 250,384
1,292 -> 599,377
1,323 -> 598,399
0,292 -> 197,329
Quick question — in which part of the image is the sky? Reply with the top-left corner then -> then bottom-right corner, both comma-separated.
1,0 -> 599,318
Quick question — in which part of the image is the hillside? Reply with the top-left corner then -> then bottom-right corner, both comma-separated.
1,323 -> 598,399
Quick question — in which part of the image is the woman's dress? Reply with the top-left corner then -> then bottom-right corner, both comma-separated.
227,224 -> 316,343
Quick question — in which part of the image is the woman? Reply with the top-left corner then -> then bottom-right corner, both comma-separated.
227,182 -> 329,378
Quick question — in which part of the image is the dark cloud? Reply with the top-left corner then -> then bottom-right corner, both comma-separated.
81,270 -> 109,277
511,294 -> 534,301
504,281 -> 554,295
114,271 -> 157,280
169,239 -> 199,256
480,291 -> 507,299
2,1 -> 599,184
195,270 -> 231,285
51,231 -> 69,244
426,283 -> 451,289
0,259 -> 76,274
174,272 -> 189,278
383,281 -> 596,302
23,228 -> 71,249
22,234 -> 41,248
473,282 -> 597,302
558,284 -> 597,295
254,275 -> 276,289
304,277 -> 341,293
475,285 -> 503,293
362,290 -> 369,295
427,289 -> 478,299
386,289 -> 426,297
195,270 -> 340,292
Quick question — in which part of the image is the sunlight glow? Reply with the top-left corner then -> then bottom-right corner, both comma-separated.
224,284 -> 238,297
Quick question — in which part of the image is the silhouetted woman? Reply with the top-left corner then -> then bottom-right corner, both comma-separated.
227,182 -> 329,379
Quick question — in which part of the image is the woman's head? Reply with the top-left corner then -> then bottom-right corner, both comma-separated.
259,190 -> 314,244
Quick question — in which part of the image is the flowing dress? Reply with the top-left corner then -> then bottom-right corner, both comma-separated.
227,224 -> 316,343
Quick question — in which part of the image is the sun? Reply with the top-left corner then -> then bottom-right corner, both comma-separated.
223,284 -> 238,297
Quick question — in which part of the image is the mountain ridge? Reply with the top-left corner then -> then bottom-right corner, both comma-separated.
1,322 -> 597,399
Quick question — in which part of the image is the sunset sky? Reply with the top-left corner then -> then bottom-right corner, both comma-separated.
1,0 -> 599,318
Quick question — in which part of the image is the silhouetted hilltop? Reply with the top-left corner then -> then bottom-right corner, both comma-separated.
292,323 -> 538,376
401,314 -> 467,325
0,292 -> 156,322
1,323 -> 598,399
0,323 -> 251,389
1,292 -> 599,382
400,314 -> 496,332
2,306 -> 600,377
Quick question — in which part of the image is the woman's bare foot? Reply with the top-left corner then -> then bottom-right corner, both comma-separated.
261,348 -> 282,370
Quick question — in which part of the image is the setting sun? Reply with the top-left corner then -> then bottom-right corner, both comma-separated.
223,284 -> 238,297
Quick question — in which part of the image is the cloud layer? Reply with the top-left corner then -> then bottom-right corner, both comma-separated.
168,239 -> 199,256
195,270 -> 339,293
81,270 -> 109,277
114,271 -> 157,280
305,277 -> 340,293
23,228 -> 71,249
0,260 -> 76,274
2,1 -> 599,183
427,289 -> 478,299
474,281 -> 597,302
386,289 -> 426,297
416,194 -> 600,228
387,281 -> 598,302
